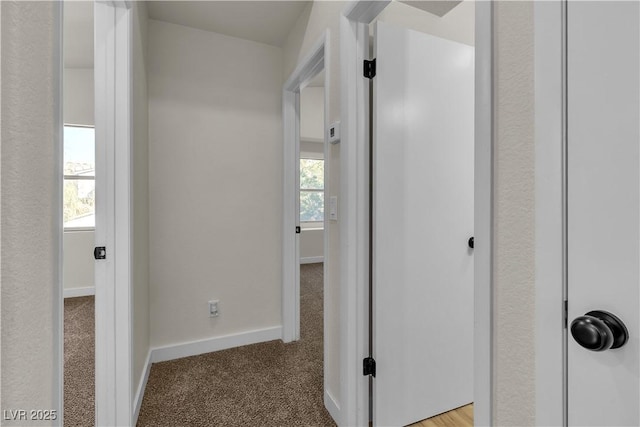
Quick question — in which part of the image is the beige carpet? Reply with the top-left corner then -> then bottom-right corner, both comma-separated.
137,263 -> 335,427
64,295 -> 95,427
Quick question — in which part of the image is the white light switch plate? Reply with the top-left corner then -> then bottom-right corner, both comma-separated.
328,121 -> 341,144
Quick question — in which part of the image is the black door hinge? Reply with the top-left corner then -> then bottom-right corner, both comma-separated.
296,226 -> 301,234
94,246 -> 106,260
564,300 -> 568,329
364,59 -> 376,79
363,357 -> 376,377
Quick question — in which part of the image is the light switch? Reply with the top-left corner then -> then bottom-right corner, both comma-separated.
329,196 -> 338,221
328,121 -> 341,144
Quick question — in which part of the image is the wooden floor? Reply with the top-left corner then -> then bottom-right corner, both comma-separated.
409,404 -> 473,427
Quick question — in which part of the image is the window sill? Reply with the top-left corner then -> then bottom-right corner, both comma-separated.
64,228 -> 95,233
301,222 -> 324,231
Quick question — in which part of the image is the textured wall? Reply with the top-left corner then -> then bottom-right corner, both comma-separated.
0,1 -> 62,425
494,2 -> 536,425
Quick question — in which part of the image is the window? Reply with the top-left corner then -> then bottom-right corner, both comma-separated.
300,158 -> 324,222
64,125 -> 95,230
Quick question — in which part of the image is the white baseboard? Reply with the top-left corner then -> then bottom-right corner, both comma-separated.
300,256 -> 324,264
133,328 -> 282,423
63,286 -> 95,298
133,349 -> 152,424
324,389 -> 341,426
151,326 -> 283,363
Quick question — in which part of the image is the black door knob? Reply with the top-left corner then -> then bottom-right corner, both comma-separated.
570,310 -> 628,351
468,237 -> 474,249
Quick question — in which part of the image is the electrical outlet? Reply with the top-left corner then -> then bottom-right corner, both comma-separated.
208,300 -> 219,318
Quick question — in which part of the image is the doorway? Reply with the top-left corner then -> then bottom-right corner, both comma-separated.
298,67 -> 328,421
371,17 -> 475,426
339,1 -> 493,425
282,31 -> 333,419
59,2 -> 136,425
62,2 -> 96,425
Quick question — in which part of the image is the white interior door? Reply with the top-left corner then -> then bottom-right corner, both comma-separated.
567,2 -> 640,426
373,21 -> 474,426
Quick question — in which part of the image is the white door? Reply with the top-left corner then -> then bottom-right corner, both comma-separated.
567,2 -> 640,426
373,21 -> 474,427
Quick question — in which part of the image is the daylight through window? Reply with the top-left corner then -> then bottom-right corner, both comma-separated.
300,158 -> 324,222
64,125 -> 96,230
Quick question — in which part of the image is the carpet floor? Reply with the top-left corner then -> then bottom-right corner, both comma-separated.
64,295 -> 95,427
62,264 -> 332,427
137,263 -> 335,427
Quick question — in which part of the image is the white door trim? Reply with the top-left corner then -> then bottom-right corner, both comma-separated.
339,1 -> 494,425
282,29 -> 330,419
339,4 -> 386,425
534,1 -> 566,426
94,2 -> 133,425
282,32 -> 328,344
473,2 -> 494,425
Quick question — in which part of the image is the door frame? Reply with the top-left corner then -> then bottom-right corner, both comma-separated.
93,1 -> 134,425
282,32 -> 329,342
534,1 -> 566,425
339,1 -> 494,425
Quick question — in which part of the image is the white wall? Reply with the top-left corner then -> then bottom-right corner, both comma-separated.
0,2 -> 61,424
64,68 -> 94,126
148,20 -> 284,348
300,85 -> 325,142
131,1 -> 151,415
300,229 -> 323,263
63,231 -> 94,292
63,68 -> 95,294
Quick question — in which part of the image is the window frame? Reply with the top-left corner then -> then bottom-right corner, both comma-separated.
299,157 -> 325,224
63,123 -> 96,232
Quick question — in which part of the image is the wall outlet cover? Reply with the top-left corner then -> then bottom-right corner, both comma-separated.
208,300 -> 219,317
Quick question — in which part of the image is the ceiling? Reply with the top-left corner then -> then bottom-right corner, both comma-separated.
398,0 -> 463,17
64,0 -> 462,69
64,1 -> 94,68
147,1 -> 310,47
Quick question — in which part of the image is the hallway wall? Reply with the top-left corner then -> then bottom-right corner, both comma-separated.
493,2 -> 536,425
132,1 -> 151,415
0,1 -> 540,425
148,20 -> 284,348
0,2 -> 62,424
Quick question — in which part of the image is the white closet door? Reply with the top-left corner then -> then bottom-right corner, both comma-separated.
373,21 -> 474,427
567,2 -> 640,425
